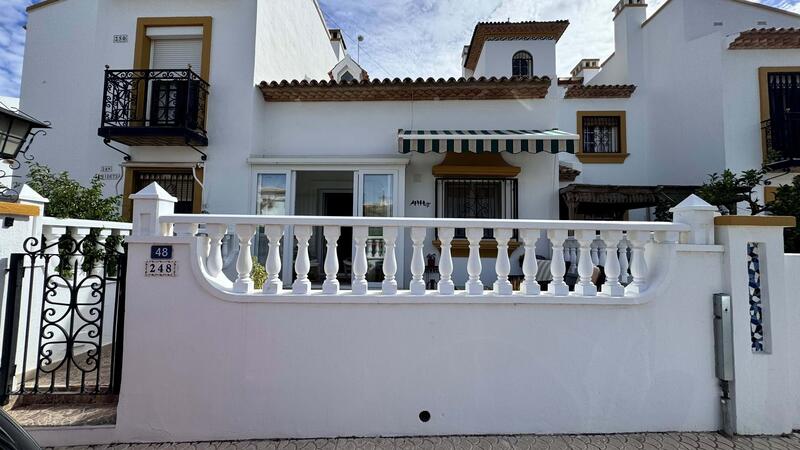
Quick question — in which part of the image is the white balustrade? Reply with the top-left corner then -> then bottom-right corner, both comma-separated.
91,230 -> 112,276
547,229 -> 569,296
382,227 -> 398,295
233,224 -> 257,293
352,226 -> 369,295
322,226 -> 340,295
292,225 -> 313,295
519,229 -> 540,295
158,214 -> 691,299
68,226 -> 91,274
601,231 -> 625,297
493,228 -> 513,295
437,227 -> 455,295
625,231 -> 650,295
573,230 -> 597,296
38,218 -> 133,277
465,227 -> 484,295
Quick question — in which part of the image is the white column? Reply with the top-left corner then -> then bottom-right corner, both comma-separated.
129,182 -> 177,237
92,229 -> 112,276
519,229 -> 540,295
618,238 -> 630,285
205,224 -> 227,278
493,228 -> 513,295
465,227 -> 484,295
409,227 -> 427,295
292,225 -> 313,295
68,226 -> 91,275
625,231 -> 650,295
382,227 -> 398,295
600,230 -> 625,297
322,226 -> 341,295
351,226 -> 369,295
573,230 -> 598,296
263,225 -> 283,295
547,229 -> 569,296
233,224 -> 256,293
437,227 -> 455,295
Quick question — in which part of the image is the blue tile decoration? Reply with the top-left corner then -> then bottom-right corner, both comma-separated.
747,243 -> 764,352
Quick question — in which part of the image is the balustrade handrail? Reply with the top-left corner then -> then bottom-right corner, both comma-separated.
161,214 -> 691,233
41,216 -> 133,231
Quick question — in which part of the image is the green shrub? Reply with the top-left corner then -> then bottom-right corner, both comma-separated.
251,262 -> 267,290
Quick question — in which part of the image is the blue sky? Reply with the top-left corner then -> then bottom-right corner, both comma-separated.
2,0 -> 799,97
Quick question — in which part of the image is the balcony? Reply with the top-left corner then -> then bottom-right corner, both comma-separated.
762,118 -> 800,170
98,68 -> 209,147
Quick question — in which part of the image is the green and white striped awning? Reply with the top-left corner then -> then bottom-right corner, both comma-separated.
398,129 -> 578,154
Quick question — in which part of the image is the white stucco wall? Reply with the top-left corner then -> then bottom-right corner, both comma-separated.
473,40 -> 557,80
788,253 -> 800,430
112,236 -> 725,443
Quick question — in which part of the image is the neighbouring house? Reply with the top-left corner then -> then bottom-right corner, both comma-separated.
17,0 -> 800,288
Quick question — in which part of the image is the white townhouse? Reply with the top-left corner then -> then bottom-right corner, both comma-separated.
17,0 -> 800,288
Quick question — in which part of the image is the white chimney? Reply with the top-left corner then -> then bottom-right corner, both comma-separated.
612,0 -> 647,84
329,29 -> 346,61
571,59 -> 601,83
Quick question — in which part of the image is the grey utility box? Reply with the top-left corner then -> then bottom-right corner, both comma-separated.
713,294 -> 734,381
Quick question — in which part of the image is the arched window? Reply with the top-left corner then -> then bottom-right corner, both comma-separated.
512,51 -> 533,77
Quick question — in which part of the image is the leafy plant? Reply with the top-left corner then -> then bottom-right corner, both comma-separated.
696,169 -> 767,216
251,262 -> 267,290
767,176 -> 800,253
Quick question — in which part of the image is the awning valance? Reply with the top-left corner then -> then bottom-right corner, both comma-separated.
398,129 -> 578,154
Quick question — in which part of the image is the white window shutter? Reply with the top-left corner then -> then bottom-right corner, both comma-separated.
151,39 -> 203,73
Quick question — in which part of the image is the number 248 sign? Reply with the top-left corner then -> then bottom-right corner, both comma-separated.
145,260 -> 177,277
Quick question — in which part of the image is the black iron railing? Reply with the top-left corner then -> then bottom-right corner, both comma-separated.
762,118 -> 800,168
100,68 -> 209,145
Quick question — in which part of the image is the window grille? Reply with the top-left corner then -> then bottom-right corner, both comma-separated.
582,116 -> 621,153
512,51 -> 533,78
134,172 -> 195,213
435,178 -> 518,239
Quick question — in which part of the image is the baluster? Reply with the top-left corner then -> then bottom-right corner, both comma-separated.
600,230 -> 625,297
68,227 -> 91,274
574,230 -> 598,296
382,227 -> 399,295
352,226 -> 369,295
233,224 -> 257,293
493,228 -> 513,295
618,238 -> 630,285
590,243 -> 599,266
205,224 -> 227,278
625,231 -> 650,295
465,227 -> 484,295
437,227 -> 455,295
292,225 -> 313,295
547,229 -> 569,296
409,227 -> 427,295
597,239 -> 607,267
42,225 -> 66,273
519,229 -> 540,295
91,230 -> 112,276
322,226 -> 341,295
568,243 -> 579,275
263,225 -> 284,294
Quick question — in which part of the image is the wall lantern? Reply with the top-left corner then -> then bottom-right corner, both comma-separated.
0,104 -> 49,161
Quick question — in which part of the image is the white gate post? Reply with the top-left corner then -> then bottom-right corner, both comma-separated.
130,182 -> 177,237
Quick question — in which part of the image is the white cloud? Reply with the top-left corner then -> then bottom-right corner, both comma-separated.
319,0 -> 793,79
0,0 -> 32,97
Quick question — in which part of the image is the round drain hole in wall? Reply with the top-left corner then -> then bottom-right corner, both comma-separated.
419,410 -> 431,423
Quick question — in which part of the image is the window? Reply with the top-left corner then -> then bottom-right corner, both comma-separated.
435,178 -> 518,239
257,174 -> 288,216
512,51 -> 533,78
582,116 -> 620,153
122,167 -> 203,220
576,111 -> 628,163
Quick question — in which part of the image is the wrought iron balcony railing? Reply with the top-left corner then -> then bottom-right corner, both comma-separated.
98,68 -> 209,147
762,118 -> 800,170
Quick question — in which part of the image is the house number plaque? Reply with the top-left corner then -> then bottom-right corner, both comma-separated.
145,260 -> 177,277
150,245 -> 173,259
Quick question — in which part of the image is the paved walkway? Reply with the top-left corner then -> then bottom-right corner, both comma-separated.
53,432 -> 800,450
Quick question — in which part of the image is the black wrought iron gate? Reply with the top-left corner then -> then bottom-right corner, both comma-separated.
0,233 -> 127,404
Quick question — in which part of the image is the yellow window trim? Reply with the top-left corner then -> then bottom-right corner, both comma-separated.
576,111 -> 628,164
758,67 -> 800,164
432,153 -> 521,178
134,17 -> 213,81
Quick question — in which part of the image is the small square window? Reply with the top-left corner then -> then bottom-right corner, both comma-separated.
582,116 -> 621,153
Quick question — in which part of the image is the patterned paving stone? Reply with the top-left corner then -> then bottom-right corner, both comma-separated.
49,433 -> 800,450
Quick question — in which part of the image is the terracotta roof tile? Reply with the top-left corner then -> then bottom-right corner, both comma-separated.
564,84 -> 636,99
259,76 -> 552,102
729,28 -> 800,49
463,21 -> 570,71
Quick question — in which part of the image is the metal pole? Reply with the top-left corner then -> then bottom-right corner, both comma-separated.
0,254 -> 25,405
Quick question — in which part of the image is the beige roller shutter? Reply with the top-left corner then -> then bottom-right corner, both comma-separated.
151,38 -> 202,73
